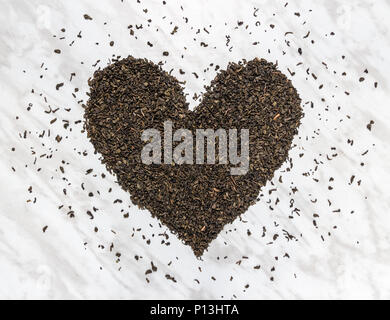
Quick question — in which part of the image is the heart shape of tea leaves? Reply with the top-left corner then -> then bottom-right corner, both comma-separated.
84,56 -> 302,256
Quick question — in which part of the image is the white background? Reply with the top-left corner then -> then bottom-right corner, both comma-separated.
0,0 -> 390,299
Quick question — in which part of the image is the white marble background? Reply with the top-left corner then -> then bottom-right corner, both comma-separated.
0,0 -> 390,299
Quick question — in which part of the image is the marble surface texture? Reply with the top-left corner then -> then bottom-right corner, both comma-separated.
0,0 -> 390,299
